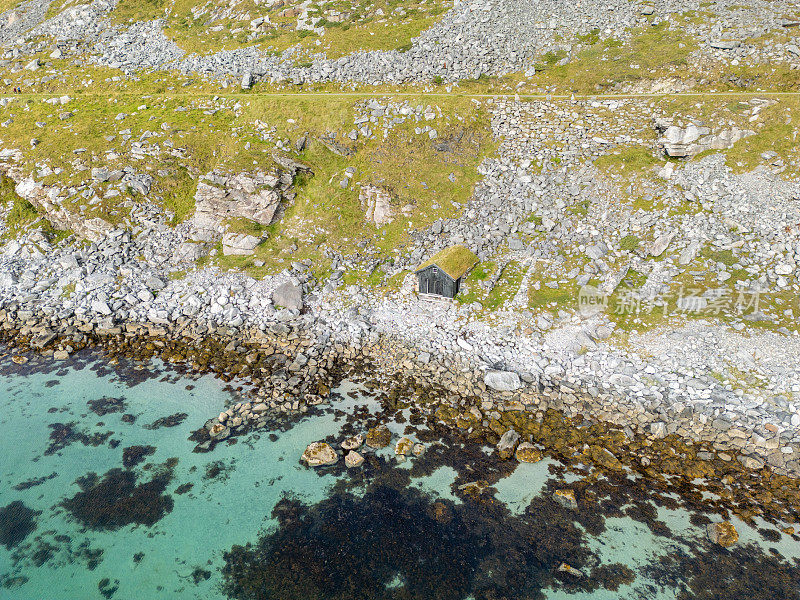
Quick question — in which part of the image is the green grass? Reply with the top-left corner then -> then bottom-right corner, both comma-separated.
146,0 -> 449,59
0,0 -> 24,13
482,262 -> 524,310
1,175 -> 39,235
159,166 -> 197,224
528,283 -> 576,310
722,98 -> 800,177
701,247 -> 737,267
533,22 -> 697,93
594,146 -> 661,174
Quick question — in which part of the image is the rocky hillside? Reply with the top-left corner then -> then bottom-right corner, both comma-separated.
2,0 -> 800,467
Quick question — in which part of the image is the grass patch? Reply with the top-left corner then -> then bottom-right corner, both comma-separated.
594,146 -> 661,174
534,22 -> 697,93
722,98 -> 800,177
701,247 -> 737,267
528,283 -> 575,310
619,235 -> 640,251
1,174 -> 39,235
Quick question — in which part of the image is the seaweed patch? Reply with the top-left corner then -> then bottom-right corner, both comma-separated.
221,482 -> 633,600
0,501 -> 40,550
13,472 -> 58,491
144,413 -> 188,430
87,397 -> 127,417
45,422 -> 113,456
122,445 -> 156,469
60,464 -> 175,531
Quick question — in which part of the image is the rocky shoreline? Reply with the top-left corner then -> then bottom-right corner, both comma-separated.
2,296 -> 800,526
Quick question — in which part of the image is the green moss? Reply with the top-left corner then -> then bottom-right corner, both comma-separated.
60,282 -> 76,298
224,217 -> 269,237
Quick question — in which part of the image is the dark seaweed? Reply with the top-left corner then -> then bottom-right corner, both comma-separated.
87,397 -> 127,416
60,465 -> 174,531
13,472 -> 58,491
0,501 -> 39,550
45,422 -> 113,455
144,413 -> 188,430
191,567 -> 212,584
222,482 -> 633,600
122,445 -> 156,469
98,577 -> 119,599
646,542 -> 800,600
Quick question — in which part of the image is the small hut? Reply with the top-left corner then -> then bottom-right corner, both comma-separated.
414,245 -> 478,299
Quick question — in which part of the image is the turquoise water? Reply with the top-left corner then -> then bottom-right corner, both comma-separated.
1,351 -> 799,600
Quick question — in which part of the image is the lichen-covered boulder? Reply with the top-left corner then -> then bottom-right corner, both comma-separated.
707,521 -> 738,547
496,429 -> 520,459
365,425 -> 392,449
515,442 -> 542,463
395,437 -> 414,456
553,489 -> 578,510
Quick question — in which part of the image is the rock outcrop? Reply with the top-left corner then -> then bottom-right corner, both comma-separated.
360,184 -> 395,227
189,158 -> 310,252
655,119 -> 754,158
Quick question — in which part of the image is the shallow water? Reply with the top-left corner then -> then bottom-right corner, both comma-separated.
1,351 -> 799,600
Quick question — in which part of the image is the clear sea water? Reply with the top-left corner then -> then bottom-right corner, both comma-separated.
1,350 -> 799,600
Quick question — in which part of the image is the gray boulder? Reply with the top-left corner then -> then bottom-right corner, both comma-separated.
484,370 -> 521,392
222,233 -> 262,256
272,281 -> 303,310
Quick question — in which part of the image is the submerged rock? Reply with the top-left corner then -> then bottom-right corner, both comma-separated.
209,423 -> 230,440
302,442 -> 338,467
707,521 -> 739,547
342,434 -> 364,450
557,562 -> 584,578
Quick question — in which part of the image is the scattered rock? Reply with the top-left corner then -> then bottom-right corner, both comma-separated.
344,450 -> 364,468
